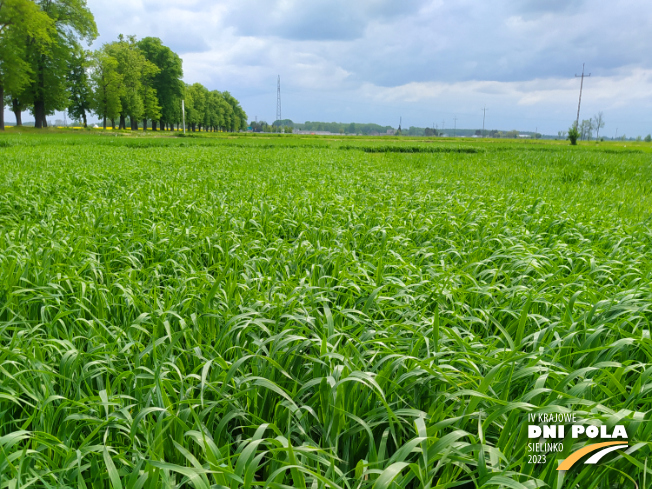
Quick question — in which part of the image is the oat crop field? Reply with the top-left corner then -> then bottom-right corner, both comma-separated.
1,131 -> 652,488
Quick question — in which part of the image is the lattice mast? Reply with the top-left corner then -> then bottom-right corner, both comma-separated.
276,76 -> 282,122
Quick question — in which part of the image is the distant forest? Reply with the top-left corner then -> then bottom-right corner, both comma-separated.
250,119 -> 547,138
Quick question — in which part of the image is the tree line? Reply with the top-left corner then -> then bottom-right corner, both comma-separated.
251,120 -> 396,135
0,0 -> 246,131
576,112 -> 606,141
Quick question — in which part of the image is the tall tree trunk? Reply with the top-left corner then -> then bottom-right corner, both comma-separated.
152,120 -> 157,131
82,111 -> 87,128
43,117 -> 48,128
12,99 -> 22,126
0,84 -> 4,130
34,100 -> 45,129
119,114 -> 126,130
111,118 -> 115,129
34,55 -> 46,129
103,116 -> 107,129
143,119 -> 147,131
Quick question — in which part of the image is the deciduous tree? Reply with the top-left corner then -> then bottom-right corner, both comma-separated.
0,0 -> 53,130
89,50 -> 123,129
136,37 -> 183,131
222,91 -> 247,132
66,45 -> 91,127
26,0 -> 97,128
104,35 -> 158,130
579,119 -> 593,140
592,111 -> 605,140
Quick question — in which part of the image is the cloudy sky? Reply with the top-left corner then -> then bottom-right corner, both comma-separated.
11,0 -> 652,136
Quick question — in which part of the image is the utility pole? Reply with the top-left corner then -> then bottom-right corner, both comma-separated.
453,117 -> 457,137
182,100 -> 186,134
276,75 -> 282,122
442,119 -> 445,135
575,63 -> 591,127
482,107 -> 487,137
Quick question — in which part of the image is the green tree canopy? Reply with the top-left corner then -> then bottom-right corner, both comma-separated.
66,44 -> 91,126
222,91 -> 247,131
104,35 -> 159,129
25,0 -> 98,128
136,36 -> 183,130
89,49 -> 123,129
0,0 -> 53,130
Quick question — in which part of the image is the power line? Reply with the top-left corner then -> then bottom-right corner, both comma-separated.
276,75 -> 282,122
575,63 -> 591,127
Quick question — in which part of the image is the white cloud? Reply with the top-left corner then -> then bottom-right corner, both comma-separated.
359,70 -> 652,113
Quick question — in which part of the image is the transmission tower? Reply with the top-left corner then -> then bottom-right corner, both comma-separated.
276,76 -> 282,122
575,64 -> 590,127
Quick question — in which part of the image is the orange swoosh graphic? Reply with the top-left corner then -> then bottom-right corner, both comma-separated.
557,441 -> 628,471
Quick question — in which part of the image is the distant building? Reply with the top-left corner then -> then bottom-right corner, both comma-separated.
386,129 -> 395,135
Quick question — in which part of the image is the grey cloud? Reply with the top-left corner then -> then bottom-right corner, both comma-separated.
225,0 -> 428,41
88,0 -> 215,53
325,0 -> 652,87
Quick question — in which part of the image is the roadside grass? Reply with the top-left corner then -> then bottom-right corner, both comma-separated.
1,134 -> 651,488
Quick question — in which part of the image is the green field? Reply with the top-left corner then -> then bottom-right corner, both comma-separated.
1,132 -> 651,488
